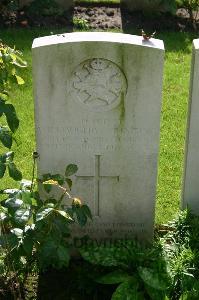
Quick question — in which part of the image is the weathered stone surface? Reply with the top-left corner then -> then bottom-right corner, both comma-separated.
121,0 -> 167,12
19,0 -> 73,10
183,39 -> 199,215
32,32 -> 164,241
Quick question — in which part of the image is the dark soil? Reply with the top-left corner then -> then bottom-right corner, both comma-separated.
0,3 -> 198,32
0,260 -> 115,300
74,5 -> 121,30
37,260 -> 115,300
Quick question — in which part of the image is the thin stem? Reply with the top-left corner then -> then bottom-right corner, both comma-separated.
0,221 -> 23,300
31,152 -> 39,192
57,187 -> 72,208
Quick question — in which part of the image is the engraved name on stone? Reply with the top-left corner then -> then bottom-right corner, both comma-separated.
71,58 -> 127,111
38,124 -> 155,153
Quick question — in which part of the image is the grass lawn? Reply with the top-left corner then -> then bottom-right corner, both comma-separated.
0,27 -> 197,224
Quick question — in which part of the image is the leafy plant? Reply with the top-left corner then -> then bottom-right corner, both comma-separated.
80,239 -> 170,299
79,210 -> 199,300
27,0 -> 64,16
0,161 -> 92,279
162,0 -> 177,14
176,0 -> 199,28
0,41 -> 27,181
162,210 -> 198,299
73,17 -> 90,30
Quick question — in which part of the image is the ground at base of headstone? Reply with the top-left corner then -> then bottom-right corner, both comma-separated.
1,210 -> 199,300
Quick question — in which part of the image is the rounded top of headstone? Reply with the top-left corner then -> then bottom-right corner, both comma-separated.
193,39 -> 199,50
32,32 -> 164,51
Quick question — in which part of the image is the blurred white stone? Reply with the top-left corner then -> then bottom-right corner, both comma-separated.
183,39 -> 199,215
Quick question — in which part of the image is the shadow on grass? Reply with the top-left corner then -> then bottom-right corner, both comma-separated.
159,32 -> 197,54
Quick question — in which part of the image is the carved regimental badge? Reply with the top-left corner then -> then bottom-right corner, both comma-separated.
71,58 -> 127,112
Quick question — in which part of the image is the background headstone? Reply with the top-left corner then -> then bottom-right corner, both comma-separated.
182,39 -> 199,214
121,0 -> 169,12
32,32 -> 164,241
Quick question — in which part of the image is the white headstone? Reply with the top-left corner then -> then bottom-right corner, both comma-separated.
32,32 -> 164,241
183,39 -> 199,214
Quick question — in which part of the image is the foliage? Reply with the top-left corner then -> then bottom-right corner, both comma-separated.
27,0 -> 64,16
73,17 -> 90,30
0,162 -> 92,279
0,41 -> 27,181
80,210 -> 199,300
0,0 -> 19,25
176,0 -> 199,27
162,0 -> 177,14
162,210 -> 199,299
80,239 -> 171,299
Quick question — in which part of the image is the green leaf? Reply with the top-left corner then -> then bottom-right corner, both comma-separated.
3,188 -> 19,195
2,151 -> 14,162
53,218 -> 70,235
8,162 -> 22,181
0,233 -> 18,249
57,245 -> 70,267
38,238 -> 56,268
20,179 -> 32,189
65,164 -> 78,177
38,238 -> 70,269
81,204 -> 92,220
80,242 -> 129,267
138,267 -> 169,291
0,162 -> 6,178
0,98 -> 6,116
14,56 -> 27,68
75,206 -> 87,227
145,285 -> 167,300
21,191 -> 32,205
96,271 -> 131,284
11,228 -> 23,238
111,279 -> 144,300
5,198 -> 23,209
31,198 -> 38,206
65,178 -> 72,189
52,174 -> 64,185
0,126 -> 12,148
43,183 -> 52,193
55,210 -> 73,221
14,208 -> 31,224
0,153 -> 7,163
36,207 -> 54,222
4,103 -> 19,133
15,75 -> 25,85
0,208 -> 7,221
23,235 -> 34,255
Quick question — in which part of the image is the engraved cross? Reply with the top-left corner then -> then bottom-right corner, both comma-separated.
76,155 -> 119,217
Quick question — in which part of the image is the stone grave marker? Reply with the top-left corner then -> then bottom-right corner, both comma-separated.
182,39 -> 199,214
121,0 -> 168,12
32,32 -> 164,241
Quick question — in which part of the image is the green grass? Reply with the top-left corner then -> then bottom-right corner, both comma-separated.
0,27 -> 197,224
